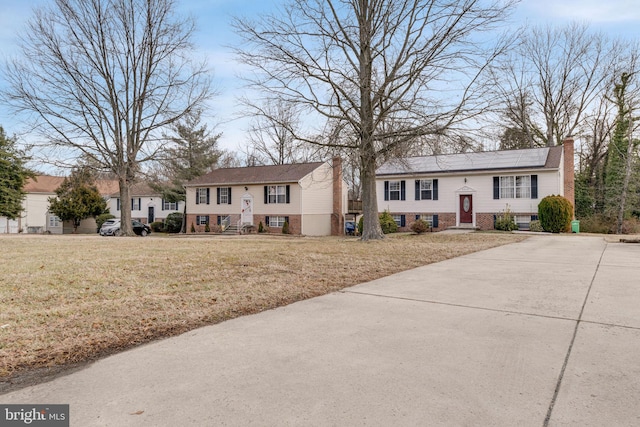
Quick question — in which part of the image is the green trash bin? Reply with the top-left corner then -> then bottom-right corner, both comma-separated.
571,220 -> 580,233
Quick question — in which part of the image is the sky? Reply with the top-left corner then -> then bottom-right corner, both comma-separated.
0,0 -> 639,173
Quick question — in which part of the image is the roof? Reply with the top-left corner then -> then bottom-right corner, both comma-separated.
24,175 -> 119,196
185,162 -> 326,186
376,146 -> 563,176
110,182 -> 160,198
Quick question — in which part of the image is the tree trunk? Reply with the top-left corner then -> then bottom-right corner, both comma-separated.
118,176 -> 133,236
360,150 -> 383,241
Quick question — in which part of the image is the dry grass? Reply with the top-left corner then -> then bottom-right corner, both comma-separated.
0,232 -> 525,383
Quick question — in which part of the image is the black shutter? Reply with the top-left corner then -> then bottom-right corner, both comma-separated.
531,214 -> 538,221
493,177 -> 500,199
217,215 -> 221,225
265,216 -> 270,226
415,180 -> 420,200
433,215 -> 439,228
416,214 -> 420,220
531,175 -> 538,199
493,214 -> 497,227
400,215 -> 406,227
264,186 -> 268,204
195,189 -> 199,205
206,188 -> 210,205
433,179 -> 438,200
286,185 -> 290,203
285,216 -> 289,224
116,198 -> 120,211
228,187 -> 232,205
216,188 -> 221,205
205,215 -> 210,225
384,181 -> 389,201
138,198 -> 141,210
161,199 -> 165,211
400,181 -> 406,201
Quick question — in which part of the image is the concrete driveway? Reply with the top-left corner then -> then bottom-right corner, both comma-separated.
2,235 -> 639,426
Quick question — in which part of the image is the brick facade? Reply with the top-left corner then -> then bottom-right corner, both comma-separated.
563,137 -> 575,218
331,157 -> 344,236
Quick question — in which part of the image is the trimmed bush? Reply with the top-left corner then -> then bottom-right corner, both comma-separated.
165,212 -> 183,233
190,222 -> 196,233
282,221 -> 290,234
204,223 -> 210,233
96,213 -> 116,231
357,216 -> 364,235
495,205 -> 518,231
379,211 -> 398,234
150,221 -> 165,232
529,220 -> 544,232
538,195 -> 573,233
258,221 -> 265,233
410,219 -> 430,234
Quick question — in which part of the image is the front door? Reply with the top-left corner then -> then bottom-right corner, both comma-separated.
460,195 -> 473,224
148,206 -> 155,223
241,195 -> 253,225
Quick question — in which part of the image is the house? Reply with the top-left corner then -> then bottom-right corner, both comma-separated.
184,158 -> 348,236
375,137 -> 575,231
9,175 -> 119,234
108,182 -> 184,224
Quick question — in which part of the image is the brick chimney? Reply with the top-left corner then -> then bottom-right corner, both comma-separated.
563,136 -> 575,218
331,157 -> 344,236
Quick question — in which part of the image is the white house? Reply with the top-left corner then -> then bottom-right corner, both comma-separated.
375,137 -> 575,231
184,158 -> 348,236
108,182 -> 184,224
5,175 -> 119,234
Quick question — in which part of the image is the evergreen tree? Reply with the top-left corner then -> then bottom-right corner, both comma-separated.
48,167 -> 107,233
0,126 -> 34,220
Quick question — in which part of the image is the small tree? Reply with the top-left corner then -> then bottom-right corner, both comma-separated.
48,167 -> 106,233
282,221 -> 290,234
538,195 -> 573,233
379,211 -> 398,234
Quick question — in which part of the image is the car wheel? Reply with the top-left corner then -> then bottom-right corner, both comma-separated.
141,229 -> 148,237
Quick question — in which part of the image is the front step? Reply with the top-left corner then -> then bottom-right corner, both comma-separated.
222,225 -> 239,235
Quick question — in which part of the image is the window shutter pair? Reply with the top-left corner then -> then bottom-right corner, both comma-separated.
414,179 -> 439,200
493,175 -> 538,199
263,185 -> 290,203
383,180 -> 406,201
216,187 -> 232,205
130,198 -> 141,211
196,188 -> 211,205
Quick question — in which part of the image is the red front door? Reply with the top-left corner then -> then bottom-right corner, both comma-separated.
460,195 -> 473,224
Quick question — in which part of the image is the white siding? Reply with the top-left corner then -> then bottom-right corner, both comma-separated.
299,163 -> 334,215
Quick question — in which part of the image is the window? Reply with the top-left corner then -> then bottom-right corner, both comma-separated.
267,185 -> 287,204
495,175 -> 537,199
417,214 -> 433,227
131,198 -> 141,211
415,179 -> 438,200
268,216 -> 287,227
217,187 -> 232,205
515,215 -> 531,230
196,188 -> 210,205
196,215 -> 209,225
384,180 -> 406,201
163,200 -> 178,211
392,214 -> 406,227
48,215 -> 61,228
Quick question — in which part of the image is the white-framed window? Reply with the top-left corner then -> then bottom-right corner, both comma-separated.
269,216 -> 287,227
419,180 -> 432,200
131,198 -> 141,211
48,215 -> 61,228
389,181 -> 401,201
219,187 -> 229,204
268,185 -> 287,204
196,215 -> 209,225
197,188 -> 208,204
499,175 -> 532,199
515,215 -> 531,229
418,214 -> 433,227
163,200 -> 178,210
392,214 -> 402,226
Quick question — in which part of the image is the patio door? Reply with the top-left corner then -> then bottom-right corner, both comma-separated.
460,195 -> 473,224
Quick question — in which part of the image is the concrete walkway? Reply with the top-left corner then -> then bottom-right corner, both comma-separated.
2,235 -> 639,426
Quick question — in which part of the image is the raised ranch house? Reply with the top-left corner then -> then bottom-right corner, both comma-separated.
376,137 -> 575,231
108,182 -> 184,225
2,175 -> 119,234
184,158 -> 348,236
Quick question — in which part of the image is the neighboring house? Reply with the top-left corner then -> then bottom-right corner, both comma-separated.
184,158 -> 348,236
108,182 -> 184,224
376,137 -> 575,231
10,175 -> 119,234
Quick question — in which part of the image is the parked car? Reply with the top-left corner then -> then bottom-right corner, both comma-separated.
99,219 -> 151,236
345,221 -> 356,235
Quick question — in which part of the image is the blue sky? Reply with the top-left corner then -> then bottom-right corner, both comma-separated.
1,0 -> 639,170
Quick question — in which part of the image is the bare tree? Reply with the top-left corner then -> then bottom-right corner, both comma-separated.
234,0 -> 516,240
492,22 -> 623,147
3,0 -> 212,235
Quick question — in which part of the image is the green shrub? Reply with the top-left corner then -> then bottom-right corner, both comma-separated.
282,221 -> 290,234
150,221 -> 165,232
96,213 -> 116,231
165,212 -> 184,233
410,219 -> 430,234
204,223 -> 210,232
578,214 -> 613,234
529,220 -> 544,232
538,195 -> 573,233
357,216 -> 364,235
258,221 -> 265,233
494,205 -> 518,231
190,222 -> 196,233
379,211 -> 398,234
